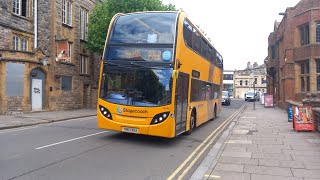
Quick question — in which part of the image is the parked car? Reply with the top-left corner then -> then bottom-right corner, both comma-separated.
245,91 -> 260,101
222,91 -> 231,106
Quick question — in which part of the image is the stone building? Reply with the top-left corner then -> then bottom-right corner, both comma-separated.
223,70 -> 234,96
234,62 -> 267,99
0,0 -> 101,114
266,0 -> 320,108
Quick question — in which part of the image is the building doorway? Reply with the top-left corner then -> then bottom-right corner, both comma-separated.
30,68 -> 46,111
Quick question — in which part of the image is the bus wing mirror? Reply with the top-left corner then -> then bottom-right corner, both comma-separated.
172,70 -> 179,79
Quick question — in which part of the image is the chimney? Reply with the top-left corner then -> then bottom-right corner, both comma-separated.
247,62 -> 251,69
253,62 -> 258,68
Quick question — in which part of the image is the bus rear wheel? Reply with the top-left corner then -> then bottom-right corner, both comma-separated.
185,112 -> 195,135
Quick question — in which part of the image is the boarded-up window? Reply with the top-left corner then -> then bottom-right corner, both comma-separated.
57,41 -> 72,63
6,63 -> 25,96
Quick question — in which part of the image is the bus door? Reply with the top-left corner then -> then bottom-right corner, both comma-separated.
175,73 -> 189,135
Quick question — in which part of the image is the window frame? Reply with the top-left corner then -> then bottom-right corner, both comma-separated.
80,55 -> 89,75
300,61 -> 310,92
21,38 -> 28,51
316,23 -> 320,43
80,8 -> 89,40
61,76 -> 72,92
62,0 -> 72,26
12,35 -> 20,51
300,24 -> 310,46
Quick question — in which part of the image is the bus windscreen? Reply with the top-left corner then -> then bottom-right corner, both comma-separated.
109,12 -> 177,44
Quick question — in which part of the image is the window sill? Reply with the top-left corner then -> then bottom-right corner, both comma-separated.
62,23 -> 73,29
59,61 -> 76,66
11,13 -> 33,22
79,74 -> 90,77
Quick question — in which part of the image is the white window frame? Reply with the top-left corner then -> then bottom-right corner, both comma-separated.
21,38 -> 28,51
13,35 -> 20,51
80,8 -> 88,40
13,0 -> 28,17
13,0 -> 20,15
80,56 -> 88,74
62,0 -> 72,26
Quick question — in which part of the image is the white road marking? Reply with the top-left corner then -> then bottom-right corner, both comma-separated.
0,126 -> 39,134
35,131 -> 109,150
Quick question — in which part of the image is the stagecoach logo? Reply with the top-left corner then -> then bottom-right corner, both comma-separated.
116,107 -> 123,114
116,106 -> 148,114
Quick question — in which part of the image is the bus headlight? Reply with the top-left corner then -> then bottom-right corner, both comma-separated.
150,112 -> 170,125
99,105 -> 113,120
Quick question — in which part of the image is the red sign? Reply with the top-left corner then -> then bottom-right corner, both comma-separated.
264,94 -> 274,107
293,106 -> 315,132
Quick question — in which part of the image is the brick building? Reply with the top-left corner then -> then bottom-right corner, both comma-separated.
266,0 -> 320,108
0,0 -> 101,114
234,62 -> 267,99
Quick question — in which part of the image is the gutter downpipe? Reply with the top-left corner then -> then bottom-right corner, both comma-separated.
34,0 -> 37,48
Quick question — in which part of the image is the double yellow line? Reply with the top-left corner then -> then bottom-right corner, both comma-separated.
168,105 -> 246,180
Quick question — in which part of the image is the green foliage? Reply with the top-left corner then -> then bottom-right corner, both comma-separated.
86,0 -> 176,54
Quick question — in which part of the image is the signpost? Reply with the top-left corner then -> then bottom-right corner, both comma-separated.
293,106 -> 315,132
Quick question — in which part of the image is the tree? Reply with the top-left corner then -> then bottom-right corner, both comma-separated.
87,0 -> 176,54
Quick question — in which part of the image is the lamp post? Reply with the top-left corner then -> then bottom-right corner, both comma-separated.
251,71 -> 256,110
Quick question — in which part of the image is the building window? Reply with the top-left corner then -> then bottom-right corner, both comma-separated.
80,8 -> 88,40
13,0 -> 27,17
61,76 -> 72,91
80,56 -> 88,74
6,63 -> 25,96
62,0 -> 72,26
12,35 -> 20,50
21,38 -> 28,51
255,78 -> 257,84
245,80 -> 248,86
271,45 -> 276,59
317,76 -> 320,91
316,23 -> 320,43
240,80 -> 242,86
68,42 -> 72,60
300,61 -> 310,92
300,24 -> 310,46
317,61 -> 320,91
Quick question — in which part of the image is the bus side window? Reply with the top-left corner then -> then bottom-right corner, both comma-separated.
183,20 -> 193,47
192,29 -> 201,54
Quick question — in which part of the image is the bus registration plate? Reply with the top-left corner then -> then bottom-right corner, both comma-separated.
122,127 -> 139,133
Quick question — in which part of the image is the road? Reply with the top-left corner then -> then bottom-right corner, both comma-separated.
0,99 -> 244,180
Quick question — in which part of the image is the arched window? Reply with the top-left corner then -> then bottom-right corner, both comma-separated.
240,80 -> 243,86
245,80 -> 248,86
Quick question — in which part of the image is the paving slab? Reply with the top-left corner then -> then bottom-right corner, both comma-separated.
214,163 -> 244,173
221,152 -> 252,158
251,174 -> 303,180
291,155 -> 320,163
206,170 -> 250,180
291,169 -> 320,179
258,159 -> 304,168
252,152 -> 293,161
218,157 -> 258,165
244,165 -> 293,176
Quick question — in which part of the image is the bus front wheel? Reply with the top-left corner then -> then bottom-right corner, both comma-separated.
185,112 -> 195,135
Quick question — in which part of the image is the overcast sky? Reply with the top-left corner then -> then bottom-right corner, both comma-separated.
162,0 -> 301,70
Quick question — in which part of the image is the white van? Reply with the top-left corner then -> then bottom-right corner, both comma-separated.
245,91 -> 260,101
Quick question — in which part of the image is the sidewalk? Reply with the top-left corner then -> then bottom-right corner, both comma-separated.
192,104 -> 320,180
0,109 -> 96,130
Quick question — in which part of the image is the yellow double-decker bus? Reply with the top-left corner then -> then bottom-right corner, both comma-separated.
98,11 -> 223,138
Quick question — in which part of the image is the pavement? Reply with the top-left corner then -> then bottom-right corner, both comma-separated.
1,104 -> 320,180
0,109 -> 96,130
191,103 -> 320,180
